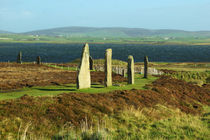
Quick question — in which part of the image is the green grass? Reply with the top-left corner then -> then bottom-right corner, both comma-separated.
151,62 -> 210,72
1,104 -> 208,139
166,71 -> 210,86
0,74 -> 157,100
46,64 -> 77,71
157,67 -> 210,72
52,105 -> 210,140
1,33 -> 210,45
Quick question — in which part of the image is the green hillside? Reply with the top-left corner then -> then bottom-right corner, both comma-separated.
1,27 -> 210,44
0,30 -> 13,34
23,27 -> 210,38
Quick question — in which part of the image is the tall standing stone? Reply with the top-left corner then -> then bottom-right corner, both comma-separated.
127,55 -> 134,84
122,69 -> 126,77
144,56 -> 149,78
105,49 -> 112,87
89,56 -> 93,70
36,56 -> 41,64
17,51 -> 22,64
77,43 -> 91,89
118,66 -> 121,75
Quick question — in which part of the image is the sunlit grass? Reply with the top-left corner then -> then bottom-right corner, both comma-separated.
51,105 -> 210,140
46,64 -> 77,71
0,74 -> 157,100
1,105 -> 209,139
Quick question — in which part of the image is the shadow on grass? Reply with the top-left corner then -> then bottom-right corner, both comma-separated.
36,88 -> 77,91
91,86 -> 104,89
91,83 -> 102,85
62,85 -> 76,88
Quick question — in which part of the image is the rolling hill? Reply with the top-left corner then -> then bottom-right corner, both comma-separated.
0,30 -> 13,34
23,27 -> 210,38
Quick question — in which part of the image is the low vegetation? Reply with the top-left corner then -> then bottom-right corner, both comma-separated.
1,30 -> 210,45
0,62 -> 156,100
52,105 -> 210,140
166,71 -> 210,86
1,105 -> 209,140
0,74 -> 156,100
149,62 -> 210,72
152,63 -> 210,86
0,62 -> 209,139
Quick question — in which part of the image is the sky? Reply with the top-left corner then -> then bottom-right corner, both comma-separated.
0,0 -> 210,32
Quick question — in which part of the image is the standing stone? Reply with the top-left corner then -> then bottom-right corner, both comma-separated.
105,49 -> 112,87
118,66 -> 121,75
96,65 -> 99,71
144,56 -> 149,78
113,66 -> 116,73
17,51 -> 22,64
127,55 -> 134,84
89,56 -> 93,70
116,67 -> 118,74
99,65 -> 104,72
122,69 -> 126,77
77,43 -> 91,89
36,56 -> 41,64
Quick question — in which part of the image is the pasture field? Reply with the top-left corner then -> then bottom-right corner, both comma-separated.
0,62 -> 209,139
1,34 -> 210,45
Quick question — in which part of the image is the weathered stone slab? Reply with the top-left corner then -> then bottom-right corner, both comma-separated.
77,43 -> 91,89
128,55 -> 134,84
122,69 -> 127,77
17,51 -> 22,64
105,49 -> 112,87
36,56 -> 41,64
112,66 -> 117,73
118,66 -> 121,75
100,65 -> 104,72
89,56 -> 93,70
144,56 -> 148,78
140,67 -> 163,75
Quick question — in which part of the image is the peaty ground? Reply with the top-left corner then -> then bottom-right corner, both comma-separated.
0,62 -> 209,139
0,75 -> 209,139
0,63 -> 126,91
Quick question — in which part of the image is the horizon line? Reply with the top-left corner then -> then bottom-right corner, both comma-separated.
1,26 -> 210,34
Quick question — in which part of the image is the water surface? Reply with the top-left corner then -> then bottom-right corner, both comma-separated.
0,43 -> 209,63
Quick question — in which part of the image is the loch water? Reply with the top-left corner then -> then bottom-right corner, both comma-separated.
0,43 -> 209,63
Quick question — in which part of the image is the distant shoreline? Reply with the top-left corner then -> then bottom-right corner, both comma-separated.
1,40 -> 210,46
